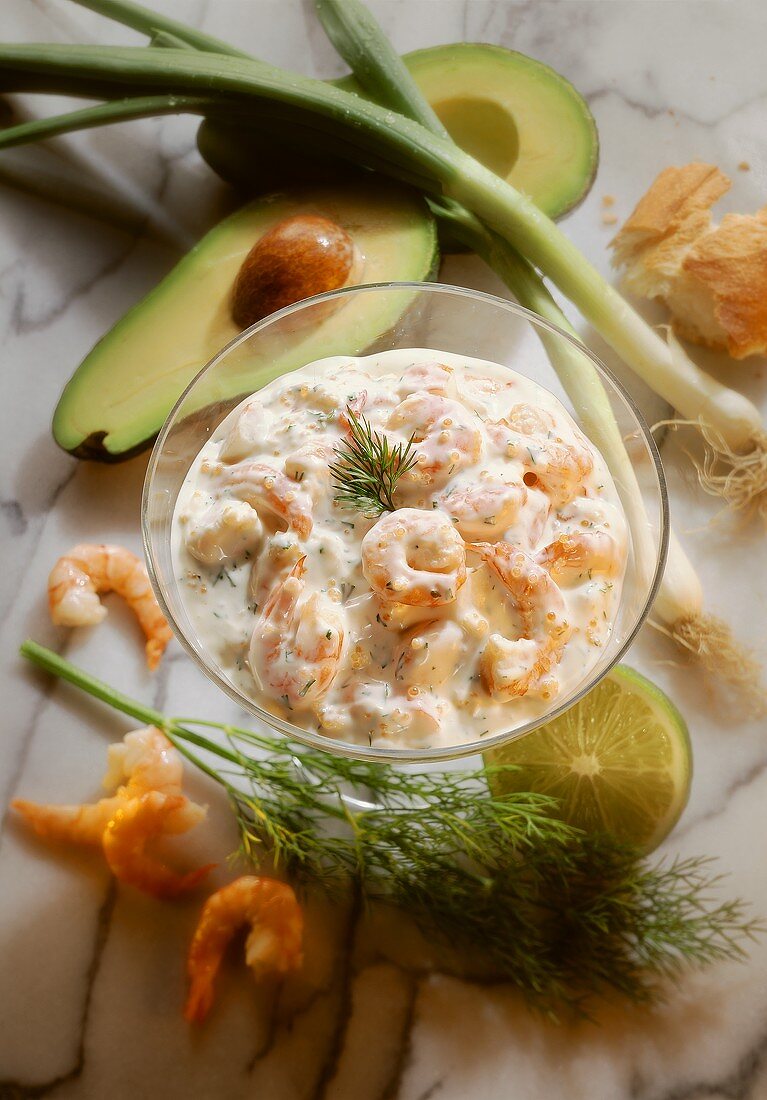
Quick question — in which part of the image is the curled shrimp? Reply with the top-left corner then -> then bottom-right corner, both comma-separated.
185,876 -> 303,1023
488,405 -> 594,506
283,443 -> 334,504
537,530 -> 622,584
469,542 -> 572,700
250,557 -> 345,709
217,462 -> 314,539
219,396 -> 275,463
361,508 -> 466,606
387,394 -> 482,488
185,500 -> 264,567
12,727 -> 210,898
396,361 -> 455,398
439,475 -> 527,540
48,544 -> 172,670
102,791 -> 212,900
393,619 -> 466,687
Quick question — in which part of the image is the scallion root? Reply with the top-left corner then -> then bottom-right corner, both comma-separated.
651,613 -> 767,717
656,419 -> 767,521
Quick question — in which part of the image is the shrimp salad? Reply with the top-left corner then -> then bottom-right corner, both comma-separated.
172,349 -> 628,751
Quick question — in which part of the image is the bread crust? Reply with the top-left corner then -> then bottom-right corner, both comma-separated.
611,162 -> 767,359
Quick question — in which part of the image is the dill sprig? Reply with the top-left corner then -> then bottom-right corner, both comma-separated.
20,641 -> 764,1019
329,405 -> 418,516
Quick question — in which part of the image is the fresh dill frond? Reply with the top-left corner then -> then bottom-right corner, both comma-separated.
16,644 -> 766,1022
168,716 -> 762,1018
329,406 -> 418,516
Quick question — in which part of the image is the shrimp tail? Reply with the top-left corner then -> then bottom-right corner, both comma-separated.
11,796 -> 123,846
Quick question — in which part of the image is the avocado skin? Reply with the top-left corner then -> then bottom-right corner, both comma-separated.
54,181 -> 438,462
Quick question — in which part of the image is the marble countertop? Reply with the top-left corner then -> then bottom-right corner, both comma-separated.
2,2 -> 767,1097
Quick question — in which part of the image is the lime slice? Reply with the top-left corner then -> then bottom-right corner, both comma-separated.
484,665 -> 692,852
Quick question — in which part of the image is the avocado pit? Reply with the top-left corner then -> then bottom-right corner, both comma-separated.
231,213 -> 364,329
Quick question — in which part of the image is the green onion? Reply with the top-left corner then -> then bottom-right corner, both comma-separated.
314,0 -> 766,709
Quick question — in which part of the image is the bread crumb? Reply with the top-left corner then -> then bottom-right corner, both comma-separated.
602,195 -> 616,207
738,161 -> 751,172
601,212 -> 618,226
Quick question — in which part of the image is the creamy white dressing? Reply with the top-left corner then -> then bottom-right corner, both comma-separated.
172,349 -> 628,750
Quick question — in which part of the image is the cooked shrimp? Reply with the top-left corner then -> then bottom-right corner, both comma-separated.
361,508 -> 466,606
247,532 -> 304,613
488,405 -> 594,506
537,530 -> 622,583
217,462 -> 314,539
185,876 -> 303,1023
439,475 -> 527,539
393,619 -> 465,687
47,544 -> 172,670
103,726 -> 190,800
283,443 -> 334,503
12,727 -> 209,897
102,791 -> 212,900
249,557 -> 345,709
396,361 -> 455,398
12,795 -> 125,846
219,398 -> 275,463
387,394 -> 482,488
185,500 -> 264,567
469,541 -> 572,699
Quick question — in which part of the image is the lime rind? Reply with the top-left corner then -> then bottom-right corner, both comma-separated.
484,664 -> 692,853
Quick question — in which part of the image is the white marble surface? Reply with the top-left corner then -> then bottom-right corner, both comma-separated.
2,1 -> 767,1097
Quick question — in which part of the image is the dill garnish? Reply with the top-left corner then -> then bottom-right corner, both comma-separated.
19,641 -> 765,1021
329,406 -> 418,516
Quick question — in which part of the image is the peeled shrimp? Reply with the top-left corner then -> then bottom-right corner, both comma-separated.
394,619 -> 466,688
47,544 -> 172,670
537,530 -> 622,584
469,542 -> 572,700
361,508 -> 466,606
283,443 -> 334,504
387,394 -> 482,488
219,398 -> 275,463
488,404 -> 594,506
102,791 -> 212,900
439,475 -> 527,540
396,361 -> 455,398
12,727 -> 209,898
185,500 -> 264,567
218,462 -> 314,539
185,876 -> 303,1023
250,557 -> 345,709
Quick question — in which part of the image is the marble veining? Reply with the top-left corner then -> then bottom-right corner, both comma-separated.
2,2 -> 767,1097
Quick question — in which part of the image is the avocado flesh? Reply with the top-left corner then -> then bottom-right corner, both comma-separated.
198,43 -> 597,222
54,180 -> 438,461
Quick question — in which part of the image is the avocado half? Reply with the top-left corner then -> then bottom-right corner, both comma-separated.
53,180 -> 438,462
198,43 -> 598,223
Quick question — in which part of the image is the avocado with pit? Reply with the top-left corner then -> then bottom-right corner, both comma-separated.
198,42 -> 598,222
53,179 -> 438,462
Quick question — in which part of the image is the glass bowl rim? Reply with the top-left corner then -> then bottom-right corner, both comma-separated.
142,279 -> 669,764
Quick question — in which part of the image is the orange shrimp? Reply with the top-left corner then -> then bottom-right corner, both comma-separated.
47,544 -> 172,670
218,461 -> 314,539
102,792 -> 213,900
387,394 -> 483,489
537,530 -> 622,584
11,728 -> 210,899
185,876 -> 303,1023
250,557 -> 345,709
469,542 -> 572,699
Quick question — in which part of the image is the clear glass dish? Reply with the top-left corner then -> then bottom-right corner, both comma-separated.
142,282 -> 668,764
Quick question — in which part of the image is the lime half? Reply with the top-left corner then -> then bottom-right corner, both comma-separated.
484,665 -> 692,853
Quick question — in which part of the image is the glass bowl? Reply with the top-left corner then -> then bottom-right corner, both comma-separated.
142,282 -> 668,764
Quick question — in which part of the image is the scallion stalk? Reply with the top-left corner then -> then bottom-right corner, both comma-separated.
312,0 -> 765,709
1,34 -> 763,463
